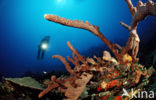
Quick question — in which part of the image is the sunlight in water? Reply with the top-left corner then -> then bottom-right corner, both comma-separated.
55,0 -> 66,7
57,0 -> 61,2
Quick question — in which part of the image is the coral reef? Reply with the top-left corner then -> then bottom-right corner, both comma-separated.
4,77 -> 44,90
0,77 -> 45,100
38,0 -> 156,100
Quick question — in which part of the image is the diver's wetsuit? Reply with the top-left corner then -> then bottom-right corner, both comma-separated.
37,36 -> 50,59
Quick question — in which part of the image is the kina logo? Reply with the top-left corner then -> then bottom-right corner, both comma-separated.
122,88 -> 130,97
122,88 -> 155,99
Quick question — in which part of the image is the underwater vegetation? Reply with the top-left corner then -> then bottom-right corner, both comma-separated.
37,0 -> 156,100
0,0 -> 156,100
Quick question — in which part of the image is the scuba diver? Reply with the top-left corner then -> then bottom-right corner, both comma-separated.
37,36 -> 50,59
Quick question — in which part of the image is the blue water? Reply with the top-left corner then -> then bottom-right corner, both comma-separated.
0,0 -> 156,77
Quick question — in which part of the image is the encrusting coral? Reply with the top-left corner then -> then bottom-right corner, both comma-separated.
39,0 -> 156,100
